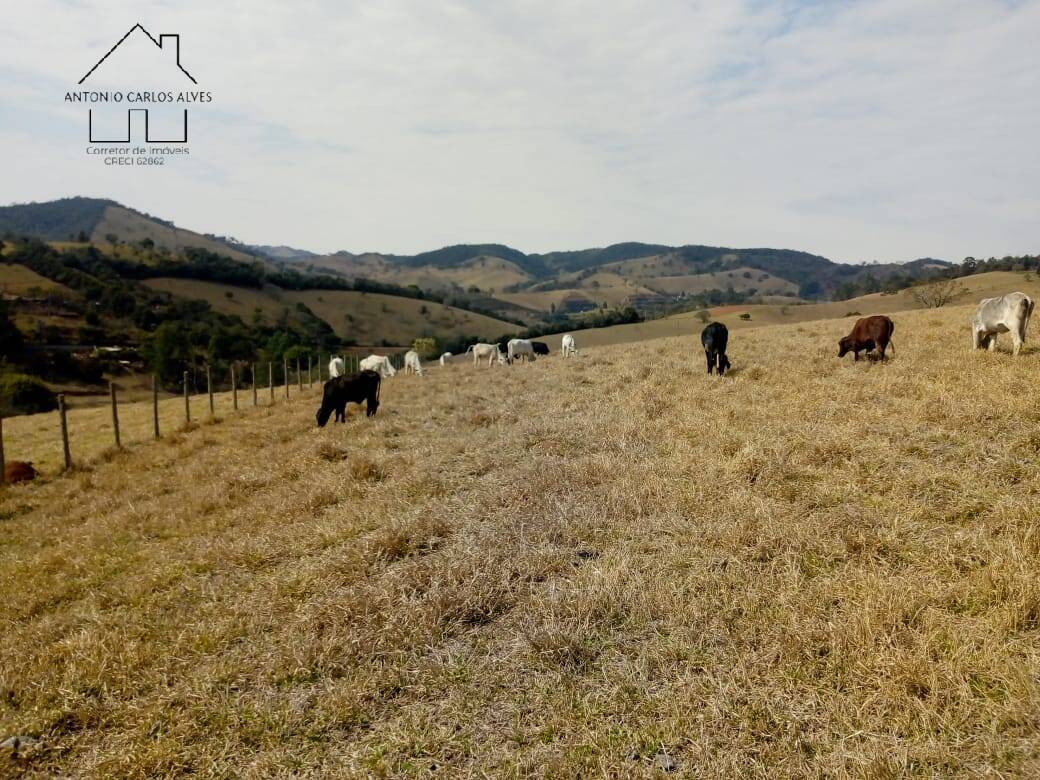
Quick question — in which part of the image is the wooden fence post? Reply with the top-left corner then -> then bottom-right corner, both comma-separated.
206,365 -> 214,416
297,357 -> 303,391
252,363 -> 258,407
109,382 -> 121,448
183,371 -> 191,424
268,362 -> 274,402
231,365 -> 238,411
152,374 -> 160,439
58,394 -> 71,470
318,353 -> 323,382
284,357 -> 290,399
0,411 -> 6,486
308,354 -> 313,388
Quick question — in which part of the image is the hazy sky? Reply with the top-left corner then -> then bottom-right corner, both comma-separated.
1,0 -> 1037,262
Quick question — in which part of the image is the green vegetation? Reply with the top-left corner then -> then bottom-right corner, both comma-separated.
0,238 -> 340,394
0,197 -> 114,241
0,372 -> 57,415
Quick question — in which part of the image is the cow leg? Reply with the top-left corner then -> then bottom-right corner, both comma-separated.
853,350 -> 859,361
1013,333 -> 1024,356
988,335 -> 998,352
705,351 -> 714,375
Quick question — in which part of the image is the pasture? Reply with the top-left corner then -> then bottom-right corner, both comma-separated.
142,278 -> 515,345
3,303 -> 1040,776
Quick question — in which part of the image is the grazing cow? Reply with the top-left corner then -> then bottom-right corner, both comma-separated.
531,341 -> 550,356
972,292 -> 1034,356
3,461 -> 36,484
838,315 -> 895,361
561,334 -> 576,358
359,354 -> 397,377
316,370 -> 381,426
466,343 -> 505,368
329,356 -> 346,378
439,352 -> 452,366
507,338 -> 535,364
403,350 -> 424,375
700,322 -> 731,375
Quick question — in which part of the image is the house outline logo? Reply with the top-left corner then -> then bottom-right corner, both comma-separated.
80,23 -> 197,85
77,23 -> 201,144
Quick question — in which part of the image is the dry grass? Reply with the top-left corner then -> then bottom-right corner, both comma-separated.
3,303 -> 1040,777
141,279 -> 515,344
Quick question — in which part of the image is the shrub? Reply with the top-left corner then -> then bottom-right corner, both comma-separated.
739,312 -> 751,320
0,372 -> 58,415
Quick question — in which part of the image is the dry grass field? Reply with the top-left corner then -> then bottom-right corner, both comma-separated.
4,303 -> 1040,777
142,279 -> 515,345
0,265 -> 75,296
91,207 -> 259,264
533,271 -> 1040,352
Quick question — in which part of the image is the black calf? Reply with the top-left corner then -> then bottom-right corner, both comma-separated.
316,370 -> 381,427
531,341 -> 550,355
700,322 -> 731,375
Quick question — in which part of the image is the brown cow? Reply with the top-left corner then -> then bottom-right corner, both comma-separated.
838,315 -> 895,361
3,461 -> 37,484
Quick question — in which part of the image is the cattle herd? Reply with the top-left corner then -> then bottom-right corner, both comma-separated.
316,291 -> 1036,426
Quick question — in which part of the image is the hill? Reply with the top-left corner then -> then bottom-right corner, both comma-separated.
3,303 -> 1040,775
527,270 -> 1040,351
143,277 -> 516,346
300,243 -> 954,316
1,199 -> 957,320
0,198 -> 261,264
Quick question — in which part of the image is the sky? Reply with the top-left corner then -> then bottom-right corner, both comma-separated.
0,0 -> 1037,262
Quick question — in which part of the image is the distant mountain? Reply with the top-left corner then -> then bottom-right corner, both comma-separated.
0,197 -> 260,263
248,245 -> 317,261
0,197 -> 116,241
0,198 -> 954,315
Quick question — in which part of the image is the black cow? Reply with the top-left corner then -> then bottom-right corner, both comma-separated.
531,341 -> 550,355
701,322 -> 731,375
316,370 -> 381,427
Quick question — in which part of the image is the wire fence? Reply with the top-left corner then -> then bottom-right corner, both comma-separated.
0,352 -> 407,483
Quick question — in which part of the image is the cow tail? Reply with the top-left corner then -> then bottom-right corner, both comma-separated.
375,373 -> 381,403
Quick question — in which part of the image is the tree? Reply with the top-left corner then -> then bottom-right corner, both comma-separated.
696,309 -> 710,323
0,373 -> 57,415
798,280 -> 823,300
144,321 -> 193,385
0,301 -> 24,359
962,256 -> 977,275
412,337 -> 438,359
910,278 -> 964,308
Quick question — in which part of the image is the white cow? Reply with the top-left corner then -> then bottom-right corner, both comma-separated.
360,354 -> 397,377
507,338 -> 535,364
466,343 -> 505,368
561,334 -> 576,358
439,352 -> 452,366
972,292 -> 1034,356
329,356 -> 346,377
403,350 -> 424,375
